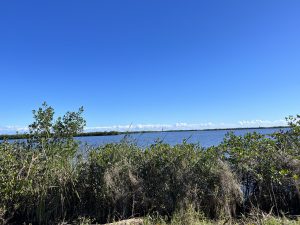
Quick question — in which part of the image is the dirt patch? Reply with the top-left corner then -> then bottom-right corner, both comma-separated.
105,218 -> 143,225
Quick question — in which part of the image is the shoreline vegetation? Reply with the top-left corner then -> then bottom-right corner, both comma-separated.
0,125 -> 289,141
0,103 -> 300,225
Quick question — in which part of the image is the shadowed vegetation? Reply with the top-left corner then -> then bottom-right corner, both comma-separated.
0,103 -> 299,224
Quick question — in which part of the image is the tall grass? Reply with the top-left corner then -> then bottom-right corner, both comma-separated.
0,104 -> 299,224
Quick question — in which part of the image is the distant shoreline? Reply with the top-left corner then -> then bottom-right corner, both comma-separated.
0,126 -> 289,140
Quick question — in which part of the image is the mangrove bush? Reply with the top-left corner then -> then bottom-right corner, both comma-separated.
0,103 -> 299,224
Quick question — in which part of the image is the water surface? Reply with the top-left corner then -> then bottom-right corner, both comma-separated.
76,128 -> 288,148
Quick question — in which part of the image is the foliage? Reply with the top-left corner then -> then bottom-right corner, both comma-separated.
221,130 -> 300,215
0,104 -> 300,224
0,103 -> 85,224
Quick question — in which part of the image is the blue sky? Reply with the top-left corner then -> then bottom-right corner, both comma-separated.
0,0 -> 300,133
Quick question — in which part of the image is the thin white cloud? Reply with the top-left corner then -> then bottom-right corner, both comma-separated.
238,119 -> 286,127
85,119 -> 287,132
0,119 -> 288,134
0,125 -> 28,134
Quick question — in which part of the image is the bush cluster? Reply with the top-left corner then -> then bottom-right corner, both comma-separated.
0,104 -> 299,224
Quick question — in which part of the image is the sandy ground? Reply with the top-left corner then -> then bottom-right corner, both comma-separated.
105,218 -> 143,225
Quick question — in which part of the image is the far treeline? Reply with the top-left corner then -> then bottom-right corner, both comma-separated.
0,103 -> 300,225
0,131 -> 120,140
0,126 -> 290,140
0,130 -> 155,140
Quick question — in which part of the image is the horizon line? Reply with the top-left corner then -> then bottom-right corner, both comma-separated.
0,119 -> 288,135
0,125 -> 290,138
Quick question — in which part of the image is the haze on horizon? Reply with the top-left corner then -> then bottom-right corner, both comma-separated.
0,0 -> 299,134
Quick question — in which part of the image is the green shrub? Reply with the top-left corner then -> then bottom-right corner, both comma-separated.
1,104 -> 300,224
222,130 -> 300,215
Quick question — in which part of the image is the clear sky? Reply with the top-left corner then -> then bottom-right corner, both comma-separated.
0,0 -> 300,133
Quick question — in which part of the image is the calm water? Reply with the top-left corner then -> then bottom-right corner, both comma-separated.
75,128 -> 288,148
2,128 -> 288,148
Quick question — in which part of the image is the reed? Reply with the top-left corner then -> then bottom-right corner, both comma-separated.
0,103 -> 299,224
